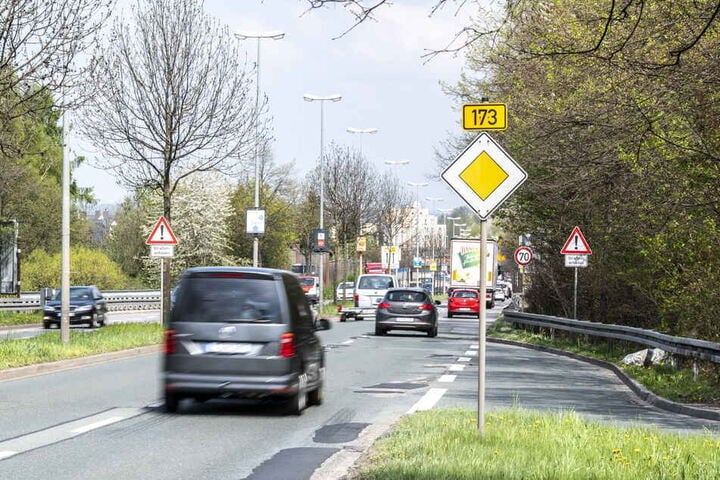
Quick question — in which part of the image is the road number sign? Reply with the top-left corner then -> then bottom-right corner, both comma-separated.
462,103 -> 507,130
514,246 -> 533,266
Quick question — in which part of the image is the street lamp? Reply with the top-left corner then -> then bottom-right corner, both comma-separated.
384,159 -> 410,167
424,196 -> 443,268
235,30 -> 285,267
407,181 -> 428,281
347,127 -> 378,156
304,93 -> 342,312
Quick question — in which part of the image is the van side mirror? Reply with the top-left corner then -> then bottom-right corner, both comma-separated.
315,318 -> 331,331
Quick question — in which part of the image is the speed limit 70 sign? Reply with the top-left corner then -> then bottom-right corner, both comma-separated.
514,246 -> 533,266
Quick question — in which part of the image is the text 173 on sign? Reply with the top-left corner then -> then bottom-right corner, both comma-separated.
462,103 -> 507,130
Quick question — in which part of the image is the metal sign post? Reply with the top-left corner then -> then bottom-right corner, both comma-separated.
478,220 -> 488,433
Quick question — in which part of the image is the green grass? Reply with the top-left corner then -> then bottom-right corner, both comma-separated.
489,317 -> 720,405
354,408 -> 720,480
0,311 -> 42,326
0,323 -> 162,370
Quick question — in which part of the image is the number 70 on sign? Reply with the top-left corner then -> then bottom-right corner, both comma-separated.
514,246 -> 533,266
462,103 -> 507,130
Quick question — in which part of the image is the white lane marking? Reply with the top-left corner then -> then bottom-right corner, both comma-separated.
438,375 -> 456,383
341,340 -> 354,345
0,408 -> 144,462
458,357 -> 471,362
407,388 -> 447,414
70,416 -> 125,434
464,350 -> 477,356
470,344 -> 478,349
449,364 -> 465,372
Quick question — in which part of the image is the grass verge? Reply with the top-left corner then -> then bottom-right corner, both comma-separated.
489,316 -> 720,405
352,408 -> 720,480
0,311 -> 41,327
0,323 -> 162,370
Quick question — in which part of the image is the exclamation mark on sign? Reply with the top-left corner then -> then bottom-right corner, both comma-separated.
574,235 -> 578,250
160,225 -> 165,240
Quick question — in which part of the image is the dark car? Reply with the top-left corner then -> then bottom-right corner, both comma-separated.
163,267 -> 331,415
375,287 -> 440,337
447,288 -> 480,318
42,286 -> 108,329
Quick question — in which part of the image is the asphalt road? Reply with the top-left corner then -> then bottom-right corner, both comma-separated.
1,303 -> 719,479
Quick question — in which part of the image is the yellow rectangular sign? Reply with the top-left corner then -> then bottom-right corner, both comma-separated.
462,103 -> 507,130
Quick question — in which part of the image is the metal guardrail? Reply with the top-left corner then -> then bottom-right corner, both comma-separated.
503,309 -> 720,364
0,290 -> 161,313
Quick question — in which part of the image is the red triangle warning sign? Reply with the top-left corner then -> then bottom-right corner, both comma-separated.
146,216 -> 178,245
560,226 -> 591,255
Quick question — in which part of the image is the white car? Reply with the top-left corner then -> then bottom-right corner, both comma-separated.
493,288 -> 506,302
336,281 -> 354,300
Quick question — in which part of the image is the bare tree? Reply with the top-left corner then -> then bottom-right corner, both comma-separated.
81,0 -> 262,322
81,0 -> 261,220
373,174 -> 412,249
0,0 -> 112,155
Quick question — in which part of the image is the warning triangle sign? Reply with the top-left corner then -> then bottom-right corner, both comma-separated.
146,216 -> 178,245
560,226 -> 591,254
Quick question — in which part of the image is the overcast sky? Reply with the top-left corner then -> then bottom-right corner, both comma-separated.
73,0 -> 481,213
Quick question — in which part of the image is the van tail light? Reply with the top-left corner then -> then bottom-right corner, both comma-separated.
279,333 -> 296,358
377,301 -> 390,309
420,303 -> 434,311
354,294 -> 359,307
164,330 -> 176,354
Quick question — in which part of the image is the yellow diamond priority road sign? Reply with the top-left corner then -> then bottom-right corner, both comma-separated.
442,132 -> 527,220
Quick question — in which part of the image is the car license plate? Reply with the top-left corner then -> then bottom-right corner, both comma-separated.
373,297 -> 381,304
205,342 -> 252,354
395,318 -> 414,322
459,307 -> 471,311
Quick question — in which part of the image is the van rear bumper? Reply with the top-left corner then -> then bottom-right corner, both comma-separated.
164,372 -> 299,398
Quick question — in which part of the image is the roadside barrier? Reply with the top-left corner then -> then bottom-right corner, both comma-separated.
503,309 -> 720,364
0,291 -> 161,313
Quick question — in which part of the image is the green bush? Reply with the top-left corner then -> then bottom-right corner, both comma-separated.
21,247 -> 130,290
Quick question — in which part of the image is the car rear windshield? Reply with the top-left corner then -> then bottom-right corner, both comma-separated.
172,272 -> 282,323
386,290 -> 427,303
358,276 -> 394,289
298,277 -> 315,287
453,290 -> 478,299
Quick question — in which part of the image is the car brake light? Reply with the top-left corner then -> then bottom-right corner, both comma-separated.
164,330 -> 176,354
354,293 -> 359,307
279,333 -> 295,358
377,301 -> 390,309
420,303 -> 434,311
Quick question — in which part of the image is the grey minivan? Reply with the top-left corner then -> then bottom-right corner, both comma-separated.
163,267 -> 331,415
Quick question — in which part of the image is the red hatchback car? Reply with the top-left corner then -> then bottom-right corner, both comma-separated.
447,289 -> 480,318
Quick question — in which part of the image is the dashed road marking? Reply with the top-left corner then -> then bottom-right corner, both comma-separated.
0,408 -> 144,461
458,357 -> 471,362
406,388 -> 447,414
438,375 -> 456,383
449,364 -> 465,372
464,350 -> 477,356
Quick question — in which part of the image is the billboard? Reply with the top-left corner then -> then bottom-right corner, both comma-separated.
0,221 -> 18,294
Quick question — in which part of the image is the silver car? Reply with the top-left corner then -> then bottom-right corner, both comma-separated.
375,287 -> 440,337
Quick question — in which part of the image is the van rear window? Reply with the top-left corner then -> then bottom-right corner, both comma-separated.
358,276 -> 394,289
172,274 -> 282,323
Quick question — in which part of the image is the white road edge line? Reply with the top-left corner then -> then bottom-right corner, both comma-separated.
407,388 -> 447,414
438,375 -> 456,383
0,451 -> 17,460
70,416 -> 125,434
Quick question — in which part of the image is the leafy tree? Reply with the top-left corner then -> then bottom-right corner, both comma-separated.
22,246 -> 129,290
102,194 -> 151,280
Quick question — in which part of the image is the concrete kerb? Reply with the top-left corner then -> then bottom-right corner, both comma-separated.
488,337 -> 720,422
